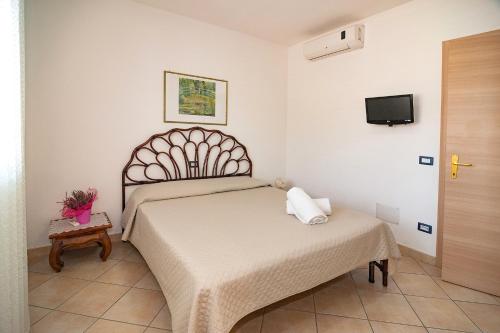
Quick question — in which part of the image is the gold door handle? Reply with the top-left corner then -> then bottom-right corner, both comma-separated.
451,153 -> 473,179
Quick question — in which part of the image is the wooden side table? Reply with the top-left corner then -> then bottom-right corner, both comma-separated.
48,212 -> 112,272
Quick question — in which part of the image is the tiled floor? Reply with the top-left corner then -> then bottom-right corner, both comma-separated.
28,241 -> 500,333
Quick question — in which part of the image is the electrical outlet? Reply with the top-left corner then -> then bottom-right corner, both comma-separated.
418,222 -> 432,234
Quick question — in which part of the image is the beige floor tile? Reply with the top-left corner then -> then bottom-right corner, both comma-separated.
261,309 -> 316,333
392,273 -> 448,299
370,321 -> 427,333
58,281 -> 129,317
62,246 -> 101,259
107,241 -> 134,260
351,269 -> 401,294
396,257 -> 426,274
314,286 -> 366,318
433,278 -> 499,304
29,276 -> 89,309
150,304 -> 172,330
144,328 -> 170,333
28,255 -> 57,275
427,329 -> 467,333
406,296 -> 480,332
85,319 -> 146,333
327,273 -> 356,289
103,288 -> 166,326
263,290 -> 314,313
31,310 -> 96,333
311,274 -> 356,294
316,314 -> 372,333
96,261 -> 149,286
59,256 -> 120,281
30,306 -> 51,325
280,293 -> 315,312
418,261 -> 441,278
29,271 -> 53,291
359,290 -> 421,326
457,301 -> 500,333
29,252 -> 49,266
123,247 -> 146,263
230,312 -> 263,333
134,271 -> 161,290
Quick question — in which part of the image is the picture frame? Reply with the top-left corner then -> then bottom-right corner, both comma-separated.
163,71 -> 228,125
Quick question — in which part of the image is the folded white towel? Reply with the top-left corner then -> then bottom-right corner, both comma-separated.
286,198 -> 331,215
287,187 -> 328,225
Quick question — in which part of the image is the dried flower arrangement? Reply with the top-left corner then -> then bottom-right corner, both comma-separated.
59,188 -> 97,224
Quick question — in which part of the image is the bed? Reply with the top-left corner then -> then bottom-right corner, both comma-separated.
120,127 -> 400,333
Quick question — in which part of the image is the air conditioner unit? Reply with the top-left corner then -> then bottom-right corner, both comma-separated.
303,24 -> 364,60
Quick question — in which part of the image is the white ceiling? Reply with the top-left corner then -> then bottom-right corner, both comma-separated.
135,0 -> 411,45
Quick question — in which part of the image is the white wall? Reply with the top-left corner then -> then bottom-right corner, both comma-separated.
25,0 -> 287,248
26,0 -> 500,254
287,0 -> 500,256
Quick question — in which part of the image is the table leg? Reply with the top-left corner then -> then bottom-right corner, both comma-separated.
99,231 -> 112,261
49,240 -> 64,272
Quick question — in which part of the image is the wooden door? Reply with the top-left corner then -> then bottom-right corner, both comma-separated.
439,29 -> 500,296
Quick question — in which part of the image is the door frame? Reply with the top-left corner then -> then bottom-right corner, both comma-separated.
436,36 -> 450,268
436,29 -> 498,268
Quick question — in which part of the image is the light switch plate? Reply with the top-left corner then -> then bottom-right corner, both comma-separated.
418,222 -> 432,234
419,156 -> 434,165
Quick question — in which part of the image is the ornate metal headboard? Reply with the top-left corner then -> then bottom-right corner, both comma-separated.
121,126 -> 253,209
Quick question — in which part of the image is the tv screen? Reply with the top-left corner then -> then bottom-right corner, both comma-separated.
365,94 -> 414,126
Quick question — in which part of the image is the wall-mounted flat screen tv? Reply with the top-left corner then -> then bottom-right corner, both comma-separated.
365,94 -> 414,126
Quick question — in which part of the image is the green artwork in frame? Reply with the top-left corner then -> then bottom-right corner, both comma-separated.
164,71 -> 228,125
178,77 -> 216,117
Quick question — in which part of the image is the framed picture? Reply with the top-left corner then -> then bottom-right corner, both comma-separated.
164,71 -> 228,125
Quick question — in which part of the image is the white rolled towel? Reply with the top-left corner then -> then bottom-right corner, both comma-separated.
287,187 -> 328,224
286,198 -> 331,215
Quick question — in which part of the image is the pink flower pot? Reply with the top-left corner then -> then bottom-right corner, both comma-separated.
76,209 -> 91,224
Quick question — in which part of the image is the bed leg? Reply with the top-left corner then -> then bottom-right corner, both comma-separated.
368,260 -> 388,286
382,259 -> 388,287
368,261 -> 375,283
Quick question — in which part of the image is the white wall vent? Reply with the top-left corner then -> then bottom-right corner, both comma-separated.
303,24 -> 364,60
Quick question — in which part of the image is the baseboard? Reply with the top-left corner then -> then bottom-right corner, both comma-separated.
398,243 -> 437,266
27,232 -> 123,262
109,233 -> 122,242
27,245 -> 51,262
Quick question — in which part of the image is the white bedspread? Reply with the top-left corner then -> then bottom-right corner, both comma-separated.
121,177 -> 400,333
